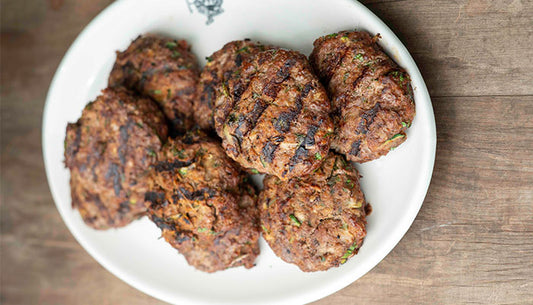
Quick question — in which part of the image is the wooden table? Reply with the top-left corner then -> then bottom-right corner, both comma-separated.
1,0 -> 532,304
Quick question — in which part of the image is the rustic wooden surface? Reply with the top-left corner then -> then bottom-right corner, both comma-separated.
1,0 -> 532,304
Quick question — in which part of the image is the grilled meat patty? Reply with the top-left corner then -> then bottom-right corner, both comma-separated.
215,48 -> 334,180
310,30 -> 415,162
109,35 -> 199,132
64,87 -> 168,229
259,153 -> 369,272
146,135 -> 260,273
195,40 -> 271,130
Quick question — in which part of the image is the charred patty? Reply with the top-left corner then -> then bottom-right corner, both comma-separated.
146,135 -> 260,273
259,153 -> 369,272
195,40 -> 271,130
64,87 -> 168,229
310,30 -> 415,162
215,48 -> 334,180
109,34 -> 199,132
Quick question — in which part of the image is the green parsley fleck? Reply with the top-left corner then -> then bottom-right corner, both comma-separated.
205,56 -> 213,62
222,83 -> 230,97
340,241 -> 359,264
289,214 -> 301,227
178,168 -> 188,176
315,152 -> 323,160
147,149 -> 157,158
354,53 -> 364,61
197,227 -> 208,233
152,89 -> 162,95
261,225 -> 269,234
172,148 -> 186,158
326,33 -> 338,38
251,168 -> 260,174
389,133 -> 405,141
171,50 -> 181,58
165,41 -> 177,49
236,46 -> 249,53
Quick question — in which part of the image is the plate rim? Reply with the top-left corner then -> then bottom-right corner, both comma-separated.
42,0 -> 437,304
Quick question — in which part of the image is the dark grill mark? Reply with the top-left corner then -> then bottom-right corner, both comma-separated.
324,45 -> 351,81
357,103 -> 380,134
105,163 -> 122,196
233,80 -> 250,104
202,82 -> 216,109
263,58 -> 297,99
118,122 -> 131,164
352,67 -> 370,89
350,140 -> 361,156
235,100 -> 268,139
274,83 -> 312,133
65,123 -> 82,164
175,232 -> 191,244
274,59 -> 296,83
145,191 -> 165,204
261,142 -> 279,164
118,201 -> 131,215
235,53 -> 243,67
154,159 -> 194,172
176,187 -> 217,201
288,122 -> 321,172
150,214 -> 175,231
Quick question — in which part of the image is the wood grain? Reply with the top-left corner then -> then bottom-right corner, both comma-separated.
1,0 -> 532,304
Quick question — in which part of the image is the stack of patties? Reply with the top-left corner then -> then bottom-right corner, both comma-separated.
64,29 -> 415,273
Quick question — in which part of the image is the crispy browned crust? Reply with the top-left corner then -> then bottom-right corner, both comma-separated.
108,34 -> 199,132
259,153 -> 369,272
215,48 -> 334,180
310,30 -> 416,163
194,40 -> 271,130
64,87 -> 168,229
146,135 -> 260,273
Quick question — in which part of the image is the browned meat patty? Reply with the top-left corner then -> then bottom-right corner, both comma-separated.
195,40 -> 271,130
146,135 -> 260,273
109,34 -> 199,132
259,153 -> 369,272
214,48 -> 334,180
64,87 -> 168,230
310,30 -> 416,163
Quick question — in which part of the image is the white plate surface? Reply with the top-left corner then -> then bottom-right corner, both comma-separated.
42,0 -> 436,304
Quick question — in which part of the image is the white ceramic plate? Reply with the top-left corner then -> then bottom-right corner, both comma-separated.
42,0 -> 436,304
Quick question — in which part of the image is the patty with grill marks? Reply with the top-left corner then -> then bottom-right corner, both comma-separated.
64,87 -> 168,230
310,30 -> 416,163
146,135 -> 260,273
195,40 -> 273,130
109,35 -> 199,132
214,49 -> 334,180
259,153 -> 370,272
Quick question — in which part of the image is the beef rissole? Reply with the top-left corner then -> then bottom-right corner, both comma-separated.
259,153 -> 370,272
146,133 -> 260,273
195,39 -> 273,130
310,30 -> 415,162
215,48 -> 334,180
64,87 -> 168,229
109,35 -> 199,132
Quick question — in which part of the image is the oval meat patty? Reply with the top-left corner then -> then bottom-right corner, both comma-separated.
310,30 -> 416,163
215,49 -> 334,180
64,87 -> 168,230
146,135 -> 260,273
259,153 -> 369,272
195,39 -> 271,130
109,34 -> 199,132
